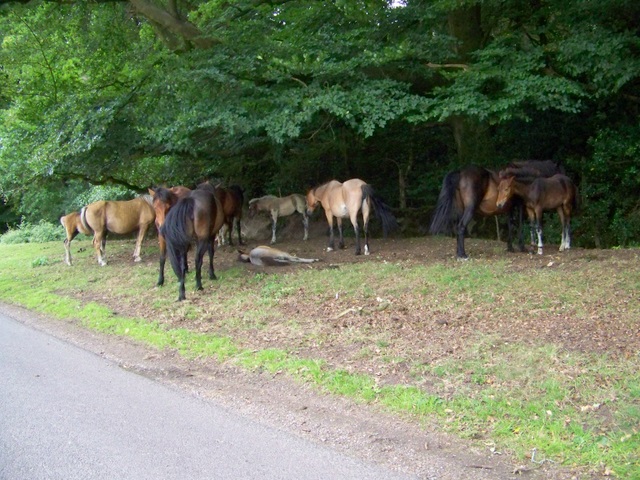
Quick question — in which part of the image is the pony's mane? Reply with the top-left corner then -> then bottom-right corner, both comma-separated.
499,159 -> 564,184
152,187 -> 177,203
140,194 -> 154,205
311,180 -> 337,195
250,195 -> 277,204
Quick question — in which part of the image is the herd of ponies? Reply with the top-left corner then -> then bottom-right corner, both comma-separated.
60,161 -> 578,300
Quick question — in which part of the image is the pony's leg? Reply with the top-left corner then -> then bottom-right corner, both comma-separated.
63,230 -> 78,266
94,232 -> 107,266
535,210 -> 544,255
336,218 -> 345,250
208,241 -> 217,280
456,206 -> 475,259
325,212 -> 336,251
302,212 -> 309,241
157,235 -> 166,286
518,204 -> 526,252
506,204 -> 524,252
194,240 -> 208,291
227,220 -> 234,246
361,200 -> 371,255
133,226 -> 148,262
177,255 -> 187,301
271,211 -> 278,244
557,208 -> 567,251
64,238 -> 72,266
235,217 -> 244,245
526,208 -> 536,252
353,222 -> 361,255
506,210 -> 515,252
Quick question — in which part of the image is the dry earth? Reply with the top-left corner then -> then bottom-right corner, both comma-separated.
7,215 -> 638,480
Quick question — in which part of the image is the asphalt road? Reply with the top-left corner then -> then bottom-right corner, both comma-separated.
0,312 -> 415,480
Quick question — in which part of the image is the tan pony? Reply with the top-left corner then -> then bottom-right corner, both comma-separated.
248,194 -> 309,244
306,179 -> 397,255
61,196 -> 156,266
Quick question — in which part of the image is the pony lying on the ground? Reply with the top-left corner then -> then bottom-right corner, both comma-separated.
237,246 -> 320,266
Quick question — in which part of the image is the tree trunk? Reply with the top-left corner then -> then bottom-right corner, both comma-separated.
447,6 -> 495,164
449,115 -> 495,164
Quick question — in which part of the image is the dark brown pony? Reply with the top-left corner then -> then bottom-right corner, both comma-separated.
149,186 -> 192,286
214,185 -> 245,246
161,183 -> 225,301
429,161 -> 564,259
60,210 -> 93,266
306,179 -> 397,255
76,196 -> 156,266
496,174 -> 578,255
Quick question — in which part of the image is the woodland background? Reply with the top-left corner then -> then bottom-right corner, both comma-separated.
1,0 -> 639,248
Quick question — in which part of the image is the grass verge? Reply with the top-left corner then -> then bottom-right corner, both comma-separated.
0,239 -> 638,478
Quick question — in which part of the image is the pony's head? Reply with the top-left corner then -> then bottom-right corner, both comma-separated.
305,188 -> 320,216
495,176 -> 515,210
149,187 -> 179,228
248,198 -> 260,218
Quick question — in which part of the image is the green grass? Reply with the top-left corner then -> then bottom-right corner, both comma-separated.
0,239 -> 638,478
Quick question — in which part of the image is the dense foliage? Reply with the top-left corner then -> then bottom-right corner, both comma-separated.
1,0 -> 639,246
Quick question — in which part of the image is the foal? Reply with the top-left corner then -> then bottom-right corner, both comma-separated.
496,174 -> 578,255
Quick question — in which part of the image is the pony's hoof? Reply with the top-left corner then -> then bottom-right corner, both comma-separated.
99,261 -> 107,267
326,247 -> 334,252
134,257 -> 142,262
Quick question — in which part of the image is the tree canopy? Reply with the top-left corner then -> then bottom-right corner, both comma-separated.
1,0 -> 639,246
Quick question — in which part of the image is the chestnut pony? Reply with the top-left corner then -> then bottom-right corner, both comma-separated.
62,195 -> 155,266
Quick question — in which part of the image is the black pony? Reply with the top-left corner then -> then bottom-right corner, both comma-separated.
161,183 -> 225,301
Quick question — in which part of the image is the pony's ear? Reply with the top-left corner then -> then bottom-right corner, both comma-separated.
148,188 -> 156,196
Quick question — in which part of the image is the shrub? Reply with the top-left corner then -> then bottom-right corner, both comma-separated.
0,220 -> 66,244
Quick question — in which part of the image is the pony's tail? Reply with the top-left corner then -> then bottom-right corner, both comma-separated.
429,170 -> 460,235
361,185 -> 399,238
229,184 -> 245,205
571,183 -> 581,215
161,197 -> 195,278
79,206 -> 93,234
